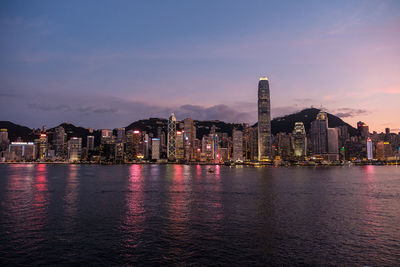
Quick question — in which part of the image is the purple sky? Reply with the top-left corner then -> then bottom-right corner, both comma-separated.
1,0 -> 399,132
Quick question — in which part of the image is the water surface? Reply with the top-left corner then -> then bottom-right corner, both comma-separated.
0,164 -> 399,265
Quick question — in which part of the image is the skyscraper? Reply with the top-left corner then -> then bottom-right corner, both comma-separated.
53,126 -> 66,158
367,138 -> 373,160
87,135 -> 95,151
232,129 -> 243,161
176,131 -> 184,161
152,138 -> 160,160
257,77 -> 272,161
311,112 -> 328,154
167,113 -> 176,161
293,122 -> 307,157
184,118 -> 196,160
68,137 -> 82,162
357,121 -> 369,139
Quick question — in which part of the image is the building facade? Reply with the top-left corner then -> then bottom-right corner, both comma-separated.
167,113 -> 177,161
257,77 -> 272,161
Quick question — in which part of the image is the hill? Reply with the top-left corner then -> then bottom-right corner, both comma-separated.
0,121 -> 36,142
2,108 -> 358,144
48,123 -> 102,147
269,108 -> 357,135
125,118 -> 245,139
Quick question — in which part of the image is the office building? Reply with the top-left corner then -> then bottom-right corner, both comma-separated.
68,137 -> 82,162
53,126 -> 66,158
8,142 -> 35,161
293,122 -> 307,157
167,113 -> 176,161
87,135 -> 95,151
152,138 -> 160,160
258,77 -> 272,161
367,138 -> 373,160
176,131 -> 184,160
311,112 -> 329,154
232,129 -> 243,161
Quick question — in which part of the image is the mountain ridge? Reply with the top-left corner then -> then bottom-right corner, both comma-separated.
0,108 -> 358,142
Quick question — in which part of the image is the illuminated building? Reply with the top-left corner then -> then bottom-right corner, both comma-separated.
311,112 -> 339,161
258,77 -> 272,161
176,131 -> 184,160
184,118 -> 196,161
144,133 -> 149,159
167,113 -> 176,161
101,129 -> 113,144
357,121 -> 369,139
311,112 -> 328,155
328,128 -> 338,153
68,137 -> 82,162
376,141 -> 385,160
367,138 -> 373,160
274,132 -> 292,160
232,129 -> 243,161
116,128 -> 126,142
39,133 -> 48,160
152,138 -> 160,160
53,126 -> 66,158
8,142 -> 35,161
0,129 -> 9,152
202,135 -> 214,161
87,135 -> 95,151
292,122 -> 307,157
114,142 -> 124,163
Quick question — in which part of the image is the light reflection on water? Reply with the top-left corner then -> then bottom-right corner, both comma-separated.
0,164 -> 399,265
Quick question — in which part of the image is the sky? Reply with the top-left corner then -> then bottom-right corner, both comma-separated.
0,0 -> 399,132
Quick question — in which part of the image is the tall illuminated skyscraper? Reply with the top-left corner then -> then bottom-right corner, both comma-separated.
258,77 -> 272,161
311,112 -> 328,154
293,122 -> 307,157
167,113 -> 176,161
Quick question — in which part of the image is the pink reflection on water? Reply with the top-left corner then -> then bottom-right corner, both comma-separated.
65,164 -> 79,221
168,164 -> 188,228
360,165 -> 382,237
123,164 -> 145,247
33,164 -> 48,208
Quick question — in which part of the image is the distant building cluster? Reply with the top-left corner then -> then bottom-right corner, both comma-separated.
1,77 -> 399,164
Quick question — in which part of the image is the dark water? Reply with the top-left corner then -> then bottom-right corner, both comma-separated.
0,164 -> 399,266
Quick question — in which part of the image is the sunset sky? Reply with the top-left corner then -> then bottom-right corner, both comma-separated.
1,0 -> 399,132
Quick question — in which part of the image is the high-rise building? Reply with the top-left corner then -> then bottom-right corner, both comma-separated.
0,129 -> 9,152
311,112 -> 328,154
53,126 -> 66,158
8,142 -> 35,161
232,129 -> 243,161
39,133 -> 48,160
257,77 -> 272,161
184,118 -> 196,160
114,142 -> 124,163
152,138 -> 160,160
367,138 -> 373,160
327,128 -> 339,154
125,130 -> 141,161
167,113 -> 176,161
101,129 -> 113,144
116,128 -> 126,142
357,121 -> 369,139
68,137 -> 82,162
176,131 -> 185,160
293,122 -> 307,157
87,135 -> 95,151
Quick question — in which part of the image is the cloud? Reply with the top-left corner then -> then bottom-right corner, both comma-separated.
174,104 -> 254,123
333,108 -> 368,118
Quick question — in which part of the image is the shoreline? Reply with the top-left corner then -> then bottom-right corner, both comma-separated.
1,161 -> 399,166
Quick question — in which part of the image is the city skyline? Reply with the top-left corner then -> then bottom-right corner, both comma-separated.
1,1 -> 399,132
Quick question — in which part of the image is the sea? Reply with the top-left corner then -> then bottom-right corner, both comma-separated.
0,164 -> 399,266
